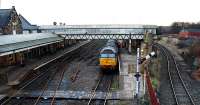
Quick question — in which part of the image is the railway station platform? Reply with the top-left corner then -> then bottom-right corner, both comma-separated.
118,48 -> 144,99
0,40 -> 90,86
15,90 -> 134,100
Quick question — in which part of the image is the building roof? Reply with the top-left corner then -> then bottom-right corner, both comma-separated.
19,14 -> 38,30
0,9 -> 11,28
0,33 -> 63,56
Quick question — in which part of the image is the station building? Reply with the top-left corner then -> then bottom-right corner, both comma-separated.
0,33 -> 65,66
0,6 -> 22,35
0,6 -> 79,67
0,6 -> 39,35
19,14 -> 39,34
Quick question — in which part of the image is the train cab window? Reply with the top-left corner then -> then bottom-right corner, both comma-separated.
100,54 -> 115,58
101,50 -> 114,54
108,54 -> 115,57
100,54 -> 108,58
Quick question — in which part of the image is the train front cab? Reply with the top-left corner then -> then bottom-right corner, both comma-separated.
99,51 -> 118,71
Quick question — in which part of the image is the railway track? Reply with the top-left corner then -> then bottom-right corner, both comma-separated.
87,73 -> 113,105
154,43 -> 195,105
0,41 -> 85,105
1,40 -> 107,105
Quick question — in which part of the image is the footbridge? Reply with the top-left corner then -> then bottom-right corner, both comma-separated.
39,24 -> 157,39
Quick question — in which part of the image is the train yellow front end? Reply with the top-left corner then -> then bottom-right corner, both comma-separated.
99,57 -> 118,70
99,40 -> 118,71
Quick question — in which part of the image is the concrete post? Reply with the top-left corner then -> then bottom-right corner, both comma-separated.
128,39 -> 132,53
13,30 -> 16,35
12,21 -> 17,35
38,47 -> 41,58
143,68 -> 146,96
14,53 -> 17,65
20,53 -> 23,65
69,40 -> 71,45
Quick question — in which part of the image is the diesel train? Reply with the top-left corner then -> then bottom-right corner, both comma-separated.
99,40 -> 118,70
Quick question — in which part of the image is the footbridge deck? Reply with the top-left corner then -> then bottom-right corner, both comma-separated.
39,24 -> 157,39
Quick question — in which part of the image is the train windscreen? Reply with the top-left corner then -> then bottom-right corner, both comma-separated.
101,49 -> 114,54
100,54 -> 115,58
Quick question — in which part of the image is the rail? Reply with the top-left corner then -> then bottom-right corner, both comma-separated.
0,41 -> 90,105
87,74 -> 113,105
154,43 -> 195,105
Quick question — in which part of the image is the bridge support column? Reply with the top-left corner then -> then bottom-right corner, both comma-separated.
128,39 -> 132,53
68,40 -> 71,45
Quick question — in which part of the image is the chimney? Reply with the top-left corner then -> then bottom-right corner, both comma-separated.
12,6 -> 15,10
13,30 -> 16,35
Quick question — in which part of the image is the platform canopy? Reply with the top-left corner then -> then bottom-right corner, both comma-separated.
0,33 -> 63,56
39,24 -> 157,39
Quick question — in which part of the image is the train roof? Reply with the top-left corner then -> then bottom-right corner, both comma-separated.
105,40 -> 116,46
100,46 -> 117,53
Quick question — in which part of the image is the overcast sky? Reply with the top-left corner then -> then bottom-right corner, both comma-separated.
1,0 -> 200,26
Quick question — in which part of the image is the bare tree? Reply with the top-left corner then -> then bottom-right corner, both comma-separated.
53,22 -> 57,26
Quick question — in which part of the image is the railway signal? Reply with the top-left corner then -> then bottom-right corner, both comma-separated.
134,48 -> 156,98
135,48 -> 141,98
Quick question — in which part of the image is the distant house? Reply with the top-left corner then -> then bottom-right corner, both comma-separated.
19,14 -> 38,34
0,6 -> 22,35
